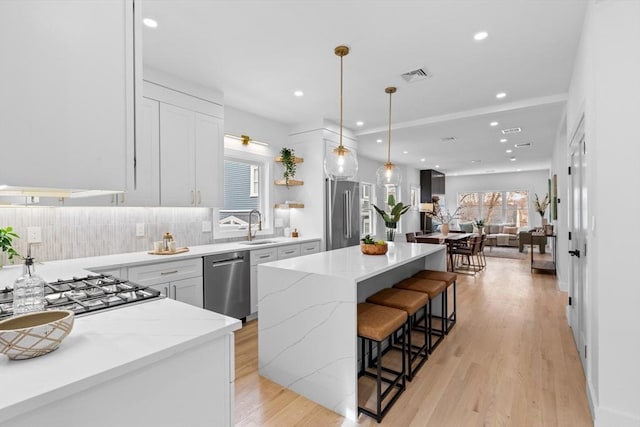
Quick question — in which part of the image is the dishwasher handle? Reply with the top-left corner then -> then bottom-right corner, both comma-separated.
210,257 -> 245,267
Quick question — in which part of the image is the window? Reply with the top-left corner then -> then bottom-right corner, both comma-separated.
217,156 -> 269,234
360,182 -> 375,237
458,190 -> 529,227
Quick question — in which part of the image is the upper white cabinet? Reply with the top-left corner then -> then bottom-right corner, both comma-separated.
151,85 -> 223,208
0,0 -> 138,191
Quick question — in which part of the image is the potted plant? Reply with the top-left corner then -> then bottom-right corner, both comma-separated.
280,147 -> 297,186
0,226 -> 21,267
422,195 -> 468,235
360,234 -> 388,255
474,218 -> 486,234
373,194 -> 411,241
534,193 -> 550,225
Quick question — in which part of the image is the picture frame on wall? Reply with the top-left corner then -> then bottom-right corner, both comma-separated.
410,185 -> 420,211
551,174 -> 558,220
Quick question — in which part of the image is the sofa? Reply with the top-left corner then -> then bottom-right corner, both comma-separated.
484,224 -> 519,247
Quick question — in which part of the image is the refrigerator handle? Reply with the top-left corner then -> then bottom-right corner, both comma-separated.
346,190 -> 352,238
343,191 -> 349,239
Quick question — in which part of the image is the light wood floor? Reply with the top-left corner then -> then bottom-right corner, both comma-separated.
234,255 -> 593,426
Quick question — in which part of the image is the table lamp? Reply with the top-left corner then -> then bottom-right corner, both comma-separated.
419,203 -> 434,232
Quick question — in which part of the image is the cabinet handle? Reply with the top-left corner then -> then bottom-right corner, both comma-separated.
120,193 -> 125,204
164,286 -> 169,297
160,270 -> 178,275
111,194 -> 116,204
259,255 -> 271,259
172,284 -> 177,298
191,190 -> 195,205
198,190 -> 202,205
284,250 -> 295,254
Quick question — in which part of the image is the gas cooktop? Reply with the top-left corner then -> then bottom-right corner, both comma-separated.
0,274 -> 163,320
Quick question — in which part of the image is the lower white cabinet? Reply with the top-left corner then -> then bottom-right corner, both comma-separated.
127,258 -> 203,309
249,240 -> 321,316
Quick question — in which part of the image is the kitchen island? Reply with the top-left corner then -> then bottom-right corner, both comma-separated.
257,242 -> 446,421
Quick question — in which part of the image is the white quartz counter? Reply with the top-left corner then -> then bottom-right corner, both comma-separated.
0,236 -> 321,286
0,297 -> 241,424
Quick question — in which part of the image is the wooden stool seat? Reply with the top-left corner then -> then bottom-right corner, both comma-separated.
413,270 -> 457,287
366,288 -> 429,316
367,288 -> 430,381
357,302 -> 407,342
414,270 -> 458,333
357,302 -> 408,422
394,277 -> 446,299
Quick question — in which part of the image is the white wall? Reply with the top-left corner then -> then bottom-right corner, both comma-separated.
445,170 -> 550,227
563,1 -> 640,425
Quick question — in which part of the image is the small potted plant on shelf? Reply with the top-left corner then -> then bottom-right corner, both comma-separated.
373,194 -> 411,241
0,226 -> 21,268
422,195 -> 468,235
280,147 -> 297,186
474,218 -> 485,234
360,234 -> 388,255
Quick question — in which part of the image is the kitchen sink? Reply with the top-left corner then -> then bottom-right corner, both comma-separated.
240,240 -> 276,246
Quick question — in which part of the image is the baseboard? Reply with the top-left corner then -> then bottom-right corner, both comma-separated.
587,379 -> 597,423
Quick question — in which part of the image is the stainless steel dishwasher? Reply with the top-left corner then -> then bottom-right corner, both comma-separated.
203,251 -> 250,320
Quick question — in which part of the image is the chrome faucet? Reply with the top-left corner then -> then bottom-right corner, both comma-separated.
248,209 -> 262,241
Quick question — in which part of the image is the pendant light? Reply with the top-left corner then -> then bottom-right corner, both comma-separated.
324,45 -> 358,181
376,87 -> 401,187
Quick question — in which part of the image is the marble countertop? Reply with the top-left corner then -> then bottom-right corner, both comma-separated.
0,297 -> 241,423
0,236 -> 321,286
259,242 -> 445,282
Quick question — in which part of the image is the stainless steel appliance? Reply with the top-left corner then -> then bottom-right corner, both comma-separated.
0,274 -> 163,320
326,179 -> 361,251
203,251 -> 250,320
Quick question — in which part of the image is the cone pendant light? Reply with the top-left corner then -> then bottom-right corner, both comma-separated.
324,45 -> 358,181
376,87 -> 401,187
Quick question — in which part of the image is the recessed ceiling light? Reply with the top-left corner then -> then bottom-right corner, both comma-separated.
490,121 -> 499,127
420,158 -> 426,162
510,157 -> 517,162
505,149 -> 513,153
143,18 -> 158,28
496,92 -> 507,99
474,31 -> 488,41
435,164 -> 440,168
402,150 -> 409,154
500,138 -> 507,143
517,169 -> 522,172
376,139 -> 382,143
471,160 -> 481,164
293,90 -> 304,97
356,121 -> 364,127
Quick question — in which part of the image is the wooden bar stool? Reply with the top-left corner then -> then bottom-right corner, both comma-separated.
357,302 -> 408,422
366,288 -> 429,381
393,277 -> 447,352
413,270 -> 458,334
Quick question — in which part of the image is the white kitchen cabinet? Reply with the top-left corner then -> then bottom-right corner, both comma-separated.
159,104 -> 223,207
277,244 -> 301,260
127,258 -> 203,309
0,0 -> 138,192
300,240 -> 321,255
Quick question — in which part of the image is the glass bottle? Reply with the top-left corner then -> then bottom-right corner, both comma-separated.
12,255 -> 46,315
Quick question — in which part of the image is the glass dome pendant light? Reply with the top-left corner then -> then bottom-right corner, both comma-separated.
324,45 -> 358,181
376,86 -> 401,187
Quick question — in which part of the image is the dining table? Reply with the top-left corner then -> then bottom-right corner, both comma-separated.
415,232 -> 473,271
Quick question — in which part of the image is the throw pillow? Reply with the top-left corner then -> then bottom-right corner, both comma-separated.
460,222 -> 473,233
503,226 -> 518,235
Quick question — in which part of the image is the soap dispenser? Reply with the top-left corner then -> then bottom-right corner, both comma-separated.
12,245 -> 45,315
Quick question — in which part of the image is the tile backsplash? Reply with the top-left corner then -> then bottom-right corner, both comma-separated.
0,207 -> 215,263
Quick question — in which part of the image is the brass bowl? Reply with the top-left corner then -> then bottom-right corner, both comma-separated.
0,310 -> 74,360
360,243 -> 388,255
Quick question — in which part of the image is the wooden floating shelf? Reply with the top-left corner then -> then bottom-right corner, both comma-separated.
274,203 -> 304,209
275,156 -> 304,164
274,179 -> 304,186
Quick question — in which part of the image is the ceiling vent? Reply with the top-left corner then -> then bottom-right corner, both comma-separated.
471,159 -> 482,164
514,142 -> 532,148
401,68 -> 431,83
440,136 -> 457,143
501,127 -> 522,135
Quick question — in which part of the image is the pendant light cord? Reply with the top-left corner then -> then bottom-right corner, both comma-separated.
387,90 -> 392,163
339,53 -> 343,149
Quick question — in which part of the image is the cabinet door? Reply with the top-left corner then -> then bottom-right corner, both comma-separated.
0,0 -> 134,191
250,265 -> 258,314
300,240 -> 321,255
172,277 -> 204,309
121,97 -> 160,206
149,282 -> 170,299
277,244 -> 301,260
160,103 -> 196,206
194,112 -> 223,207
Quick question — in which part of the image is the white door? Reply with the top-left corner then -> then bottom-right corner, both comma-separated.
568,117 -> 587,368
160,103 -> 196,206
194,112 -> 223,207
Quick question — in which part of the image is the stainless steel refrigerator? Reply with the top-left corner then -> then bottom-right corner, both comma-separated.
326,179 -> 360,250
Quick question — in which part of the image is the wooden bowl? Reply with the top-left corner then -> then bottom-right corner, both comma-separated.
0,310 -> 74,360
360,243 -> 388,255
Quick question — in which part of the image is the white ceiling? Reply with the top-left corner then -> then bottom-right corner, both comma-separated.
141,0 -> 587,175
